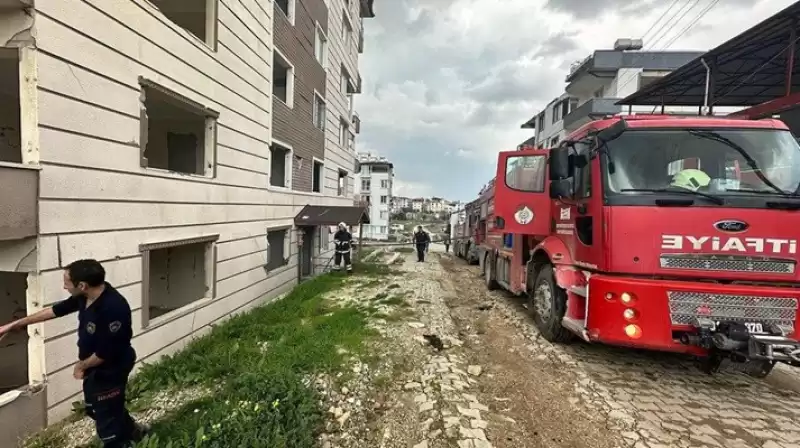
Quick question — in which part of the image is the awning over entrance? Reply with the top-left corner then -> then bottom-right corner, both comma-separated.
294,205 -> 371,226
617,2 -> 800,108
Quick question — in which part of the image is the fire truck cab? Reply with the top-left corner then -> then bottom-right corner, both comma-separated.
482,114 -> 800,376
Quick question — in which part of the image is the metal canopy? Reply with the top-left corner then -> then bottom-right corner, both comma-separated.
294,205 -> 370,226
617,2 -> 800,107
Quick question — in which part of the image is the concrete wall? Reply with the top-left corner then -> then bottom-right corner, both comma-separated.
27,0 -> 348,423
273,0 -> 328,192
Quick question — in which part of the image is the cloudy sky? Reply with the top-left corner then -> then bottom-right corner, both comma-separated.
355,0 -> 797,202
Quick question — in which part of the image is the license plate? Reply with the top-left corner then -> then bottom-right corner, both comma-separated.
744,322 -> 765,334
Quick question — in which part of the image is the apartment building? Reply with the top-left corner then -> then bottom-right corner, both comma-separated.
390,196 -> 411,213
520,39 -> 704,147
324,0 -> 370,198
354,152 -> 393,240
0,0 -> 375,442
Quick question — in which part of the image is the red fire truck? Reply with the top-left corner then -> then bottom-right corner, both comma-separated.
452,180 -> 495,264
477,114 -> 800,377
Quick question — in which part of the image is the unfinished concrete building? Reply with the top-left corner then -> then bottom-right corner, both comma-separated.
0,0 -> 373,444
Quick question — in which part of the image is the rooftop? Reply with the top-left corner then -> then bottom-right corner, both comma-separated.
617,2 -> 800,107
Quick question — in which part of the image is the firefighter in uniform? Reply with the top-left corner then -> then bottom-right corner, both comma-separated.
333,222 -> 353,272
0,259 -> 148,447
414,225 -> 431,262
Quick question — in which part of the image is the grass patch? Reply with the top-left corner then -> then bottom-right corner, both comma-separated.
30,273 -> 374,448
351,261 -> 400,277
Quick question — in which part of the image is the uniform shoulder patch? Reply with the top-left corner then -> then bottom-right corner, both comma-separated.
109,321 -> 122,333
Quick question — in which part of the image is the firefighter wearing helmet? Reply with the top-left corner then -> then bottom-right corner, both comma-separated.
670,168 -> 711,192
333,222 -> 353,272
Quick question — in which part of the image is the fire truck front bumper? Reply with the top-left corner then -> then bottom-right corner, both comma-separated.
585,275 -> 800,362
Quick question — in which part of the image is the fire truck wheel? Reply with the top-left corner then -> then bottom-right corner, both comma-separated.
484,255 -> 498,291
530,265 -> 572,343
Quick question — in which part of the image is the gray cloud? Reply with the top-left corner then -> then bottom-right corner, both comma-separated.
357,0 -> 790,200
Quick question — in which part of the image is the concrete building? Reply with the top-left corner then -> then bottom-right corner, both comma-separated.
411,198 -> 424,212
391,196 -> 410,213
0,0 -> 375,442
520,39 -> 704,147
323,0 -> 372,200
354,152 -> 392,240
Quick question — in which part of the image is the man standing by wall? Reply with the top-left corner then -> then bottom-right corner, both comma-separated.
333,222 -> 353,272
0,259 -> 147,448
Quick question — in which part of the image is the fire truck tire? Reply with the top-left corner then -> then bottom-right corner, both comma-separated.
484,255 -> 498,291
530,265 -> 572,343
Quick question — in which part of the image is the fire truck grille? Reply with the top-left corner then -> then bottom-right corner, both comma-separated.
660,254 -> 795,274
667,291 -> 798,331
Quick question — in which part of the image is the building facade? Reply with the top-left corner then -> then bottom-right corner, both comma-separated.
0,0 -> 375,442
323,0 -> 370,200
354,152 -> 392,240
520,39 -> 705,148
390,196 -> 410,213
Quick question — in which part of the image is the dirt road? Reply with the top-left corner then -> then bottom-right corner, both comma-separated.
324,245 -> 800,448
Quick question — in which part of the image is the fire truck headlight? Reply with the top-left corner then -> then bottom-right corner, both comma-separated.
623,309 -> 638,321
624,324 -> 642,339
620,292 -> 636,305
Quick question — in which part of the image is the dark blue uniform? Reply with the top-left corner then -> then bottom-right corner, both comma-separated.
53,282 -> 137,448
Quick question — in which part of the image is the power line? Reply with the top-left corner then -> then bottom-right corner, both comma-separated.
660,0 -> 721,50
612,0 -> 701,97
614,0 -> 719,104
641,0 -> 682,42
649,0 -> 703,50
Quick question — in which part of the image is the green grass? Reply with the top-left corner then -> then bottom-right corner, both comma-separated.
28,273 -> 375,448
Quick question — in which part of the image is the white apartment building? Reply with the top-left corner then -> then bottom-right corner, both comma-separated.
411,198 -> 424,211
0,0 -> 375,442
354,152 -> 393,240
520,39 -> 726,148
391,196 -> 410,213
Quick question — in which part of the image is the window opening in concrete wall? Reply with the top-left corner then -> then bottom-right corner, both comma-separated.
380,195 -> 387,204
312,92 -> 326,130
276,0 -> 296,24
361,178 -> 370,191
338,169 -> 347,196
312,159 -> 323,193
339,117 -> 350,147
270,144 -> 291,188
150,0 -> 218,48
141,235 -> 218,327
273,50 -> 294,107
0,49 -> 21,164
266,228 -> 290,271
0,272 -> 28,395
140,79 -> 219,177
314,23 -> 327,66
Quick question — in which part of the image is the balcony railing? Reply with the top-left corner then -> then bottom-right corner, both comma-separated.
563,98 -> 622,132
0,162 -> 38,241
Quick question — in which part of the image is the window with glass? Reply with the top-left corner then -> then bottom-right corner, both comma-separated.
602,129 -> 800,202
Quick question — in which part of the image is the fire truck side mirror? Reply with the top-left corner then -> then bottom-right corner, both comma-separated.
549,146 -> 570,180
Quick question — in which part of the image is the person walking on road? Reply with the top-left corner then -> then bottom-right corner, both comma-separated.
443,224 -> 451,254
0,259 -> 148,447
333,222 -> 353,272
414,225 -> 431,262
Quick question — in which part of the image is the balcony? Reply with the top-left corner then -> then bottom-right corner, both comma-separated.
0,162 -> 38,241
563,98 -> 622,132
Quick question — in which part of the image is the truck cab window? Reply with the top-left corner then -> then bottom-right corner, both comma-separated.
505,155 -> 546,192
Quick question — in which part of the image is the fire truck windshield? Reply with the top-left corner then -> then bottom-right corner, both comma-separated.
603,128 -> 800,199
